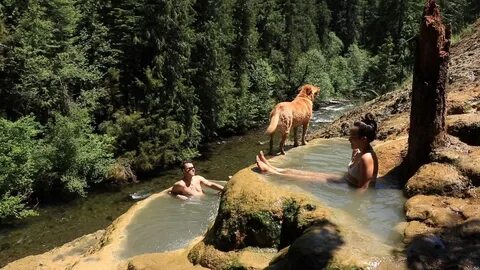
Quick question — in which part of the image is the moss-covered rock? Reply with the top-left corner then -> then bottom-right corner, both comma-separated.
201,167 -> 330,252
188,166 -> 333,269
188,242 -> 248,270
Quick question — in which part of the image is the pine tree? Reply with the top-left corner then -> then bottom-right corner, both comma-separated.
326,0 -> 358,49
316,0 -> 332,43
191,0 -> 237,139
4,0 -> 100,121
138,0 -> 201,167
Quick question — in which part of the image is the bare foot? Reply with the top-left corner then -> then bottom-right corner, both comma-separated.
259,151 -> 269,163
259,151 -> 284,173
256,155 -> 272,174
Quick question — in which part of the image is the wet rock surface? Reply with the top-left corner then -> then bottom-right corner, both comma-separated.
404,195 -> 480,269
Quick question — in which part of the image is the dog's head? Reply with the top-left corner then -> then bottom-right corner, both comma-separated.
297,84 -> 320,101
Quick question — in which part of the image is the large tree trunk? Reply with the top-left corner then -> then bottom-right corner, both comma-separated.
406,0 -> 451,177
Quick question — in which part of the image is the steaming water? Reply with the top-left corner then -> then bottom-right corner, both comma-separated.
118,186 -> 222,259
264,138 -> 406,247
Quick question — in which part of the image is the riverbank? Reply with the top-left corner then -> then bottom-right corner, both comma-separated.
5,18 -> 480,270
0,100 -> 354,267
0,128 -> 266,267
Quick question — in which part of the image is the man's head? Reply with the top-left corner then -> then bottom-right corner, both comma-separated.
181,160 -> 196,177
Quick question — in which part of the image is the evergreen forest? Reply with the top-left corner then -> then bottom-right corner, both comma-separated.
0,0 -> 479,222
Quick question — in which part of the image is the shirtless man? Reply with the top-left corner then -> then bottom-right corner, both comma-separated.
170,161 -> 224,199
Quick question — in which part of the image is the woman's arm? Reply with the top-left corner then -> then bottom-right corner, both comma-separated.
357,153 -> 375,189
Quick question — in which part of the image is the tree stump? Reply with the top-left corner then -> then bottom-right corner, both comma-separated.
406,0 -> 451,177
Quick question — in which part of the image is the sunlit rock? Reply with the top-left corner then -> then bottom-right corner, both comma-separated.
404,163 -> 470,197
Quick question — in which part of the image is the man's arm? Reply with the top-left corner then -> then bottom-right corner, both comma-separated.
171,182 -> 195,196
199,178 -> 224,192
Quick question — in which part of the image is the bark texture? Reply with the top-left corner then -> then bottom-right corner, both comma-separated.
407,0 -> 451,177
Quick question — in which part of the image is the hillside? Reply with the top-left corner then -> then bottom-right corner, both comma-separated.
312,19 -> 480,142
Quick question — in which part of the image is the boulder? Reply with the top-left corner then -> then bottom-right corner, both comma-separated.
456,147 -> 480,186
404,163 -> 470,197
188,167 -> 333,269
266,222 -> 346,270
446,113 -> 480,146
405,195 -> 480,229
200,167 -> 330,252
373,136 -> 408,177
404,194 -> 480,268
406,220 -> 480,270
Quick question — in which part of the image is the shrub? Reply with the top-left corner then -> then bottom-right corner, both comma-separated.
0,116 -> 44,222
40,104 -> 115,197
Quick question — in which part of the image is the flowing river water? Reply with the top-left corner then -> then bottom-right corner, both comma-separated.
0,101 -> 360,267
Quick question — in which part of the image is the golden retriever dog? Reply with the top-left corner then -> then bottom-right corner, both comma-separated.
266,84 -> 320,155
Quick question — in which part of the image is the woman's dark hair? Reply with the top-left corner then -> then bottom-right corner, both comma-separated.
353,113 -> 377,142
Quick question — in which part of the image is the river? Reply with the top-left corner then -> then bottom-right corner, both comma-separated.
0,101 -> 353,267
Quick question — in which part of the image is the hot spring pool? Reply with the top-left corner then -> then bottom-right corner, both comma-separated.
264,139 -> 406,247
118,187 -> 222,259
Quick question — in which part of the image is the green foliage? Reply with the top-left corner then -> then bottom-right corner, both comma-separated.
40,104 -> 115,197
2,0 -> 101,120
102,111 -> 199,172
438,0 -> 473,33
1,0 -> 479,220
290,35 -> 369,98
362,36 -> 401,97
452,24 -> 475,44
0,193 -> 38,221
0,117 -> 44,221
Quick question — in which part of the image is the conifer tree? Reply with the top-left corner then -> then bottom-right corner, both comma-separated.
191,0 -> 237,139
4,0 -> 100,121
138,0 -> 201,167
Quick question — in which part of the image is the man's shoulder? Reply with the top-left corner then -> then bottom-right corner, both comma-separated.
173,180 -> 186,187
193,175 -> 207,181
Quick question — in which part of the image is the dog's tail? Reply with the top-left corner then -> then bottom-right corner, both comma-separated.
265,110 -> 279,134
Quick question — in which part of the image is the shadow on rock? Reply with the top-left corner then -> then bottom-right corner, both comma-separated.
267,220 -> 345,270
406,219 -> 480,270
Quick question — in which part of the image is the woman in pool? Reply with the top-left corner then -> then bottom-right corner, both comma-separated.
256,113 -> 378,189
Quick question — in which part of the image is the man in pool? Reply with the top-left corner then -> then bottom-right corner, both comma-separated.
170,161 -> 224,199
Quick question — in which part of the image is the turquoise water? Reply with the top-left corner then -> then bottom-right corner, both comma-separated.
264,139 -> 406,247
118,186 -> 222,258
0,101 -> 354,266
118,139 -> 404,261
